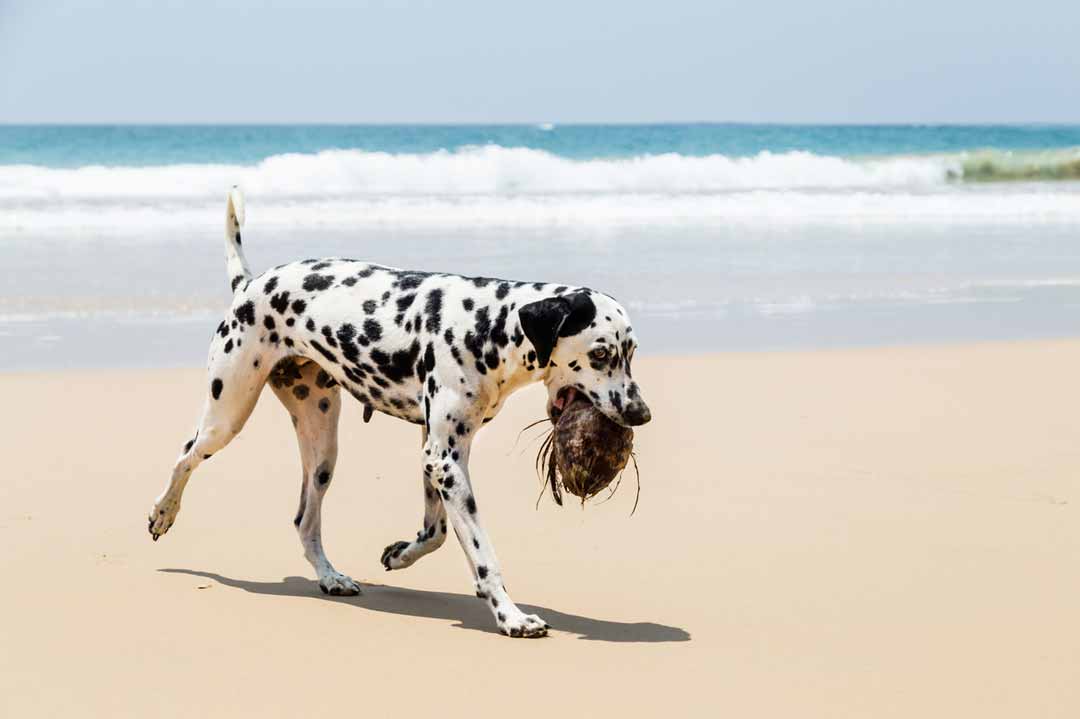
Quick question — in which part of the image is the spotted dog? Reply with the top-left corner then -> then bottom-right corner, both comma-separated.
149,189 -> 651,638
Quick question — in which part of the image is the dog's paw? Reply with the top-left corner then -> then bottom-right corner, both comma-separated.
148,496 -> 180,541
495,608 -> 550,638
318,572 -> 362,596
380,540 -> 415,571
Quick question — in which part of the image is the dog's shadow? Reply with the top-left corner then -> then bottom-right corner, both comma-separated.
160,568 -> 690,643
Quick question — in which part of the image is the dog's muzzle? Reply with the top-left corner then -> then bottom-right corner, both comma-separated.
621,399 -> 651,427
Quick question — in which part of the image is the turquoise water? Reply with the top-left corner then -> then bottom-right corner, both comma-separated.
2,124 -> 1080,369
5,123 -> 1080,167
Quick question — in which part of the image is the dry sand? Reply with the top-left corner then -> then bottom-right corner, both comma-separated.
2,341 -> 1080,717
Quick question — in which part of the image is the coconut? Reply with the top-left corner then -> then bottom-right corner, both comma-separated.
536,392 -> 637,509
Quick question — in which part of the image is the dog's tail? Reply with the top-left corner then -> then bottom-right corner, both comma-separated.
225,186 -> 252,293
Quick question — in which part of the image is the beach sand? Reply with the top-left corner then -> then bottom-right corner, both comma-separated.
2,340 -> 1079,717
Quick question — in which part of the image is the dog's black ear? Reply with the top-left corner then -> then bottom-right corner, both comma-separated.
519,297 -> 571,368
558,292 -> 596,338
519,292 -> 597,367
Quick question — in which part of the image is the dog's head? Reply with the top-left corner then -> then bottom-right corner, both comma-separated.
519,290 -> 650,428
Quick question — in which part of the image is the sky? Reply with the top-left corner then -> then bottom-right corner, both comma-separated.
2,0 -> 1078,124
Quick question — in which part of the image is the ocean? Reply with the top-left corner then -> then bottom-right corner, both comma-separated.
3,124 -> 1080,369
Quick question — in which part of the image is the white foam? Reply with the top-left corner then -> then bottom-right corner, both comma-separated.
0,146 -> 957,203
4,146 -> 1080,233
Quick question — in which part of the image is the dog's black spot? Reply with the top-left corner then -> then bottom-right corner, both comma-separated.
183,439 -> 194,453
263,276 -> 278,294
269,291 -> 291,315
334,324 -> 361,362
495,282 -> 510,300
293,384 -> 310,400
363,319 -> 382,342
318,397 -> 331,413
211,378 -> 223,400
231,275 -> 245,291
363,299 -> 377,314
263,315 -> 275,330
291,298 -> 307,315
396,272 -> 428,291
462,298 -> 474,311
223,339 -> 233,353
234,301 -> 255,326
466,495 -> 477,514
373,339 -> 421,384
477,565 -> 488,579
490,305 -> 510,347
303,274 -> 334,292
310,340 -> 337,363
424,289 -> 443,333
423,342 -> 436,373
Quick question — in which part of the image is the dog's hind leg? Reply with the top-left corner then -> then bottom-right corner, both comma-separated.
269,360 -> 360,596
380,428 -> 449,571
148,333 -> 270,540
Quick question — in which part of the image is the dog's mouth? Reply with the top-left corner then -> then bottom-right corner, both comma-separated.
548,386 -> 585,423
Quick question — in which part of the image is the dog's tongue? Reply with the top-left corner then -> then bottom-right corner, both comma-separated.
552,387 -> 577,411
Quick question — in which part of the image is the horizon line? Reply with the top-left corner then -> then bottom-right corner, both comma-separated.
3,120 -> 1080,128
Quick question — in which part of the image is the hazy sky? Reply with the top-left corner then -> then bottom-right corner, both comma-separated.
2,0 -> 1078,123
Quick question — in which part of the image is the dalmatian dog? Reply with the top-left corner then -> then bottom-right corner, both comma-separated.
149,188 -> 651,638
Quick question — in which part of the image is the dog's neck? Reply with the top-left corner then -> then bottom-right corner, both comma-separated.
469,298 -> 556,407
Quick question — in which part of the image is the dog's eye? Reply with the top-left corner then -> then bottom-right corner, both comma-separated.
589,348 -> 608,361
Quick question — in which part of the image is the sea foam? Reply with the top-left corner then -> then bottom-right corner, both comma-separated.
0,145 -> 958,202
3,146 -> 1080,232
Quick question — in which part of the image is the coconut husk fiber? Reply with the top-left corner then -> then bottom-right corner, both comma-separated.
535,394 -> 639,511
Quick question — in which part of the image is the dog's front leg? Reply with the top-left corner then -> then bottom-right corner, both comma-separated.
423,395 -> 549,638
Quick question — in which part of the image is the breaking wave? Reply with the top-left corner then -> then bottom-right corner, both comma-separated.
2,144 -> 1076,200
3,145 -> 1080,232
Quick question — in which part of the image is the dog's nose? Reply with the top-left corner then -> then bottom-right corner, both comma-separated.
622,400 -> 651,426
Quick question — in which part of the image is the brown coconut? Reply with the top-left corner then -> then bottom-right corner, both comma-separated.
538,395 -> 636,507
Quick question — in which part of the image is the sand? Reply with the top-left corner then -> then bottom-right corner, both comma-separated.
2,340 -> 1080,717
